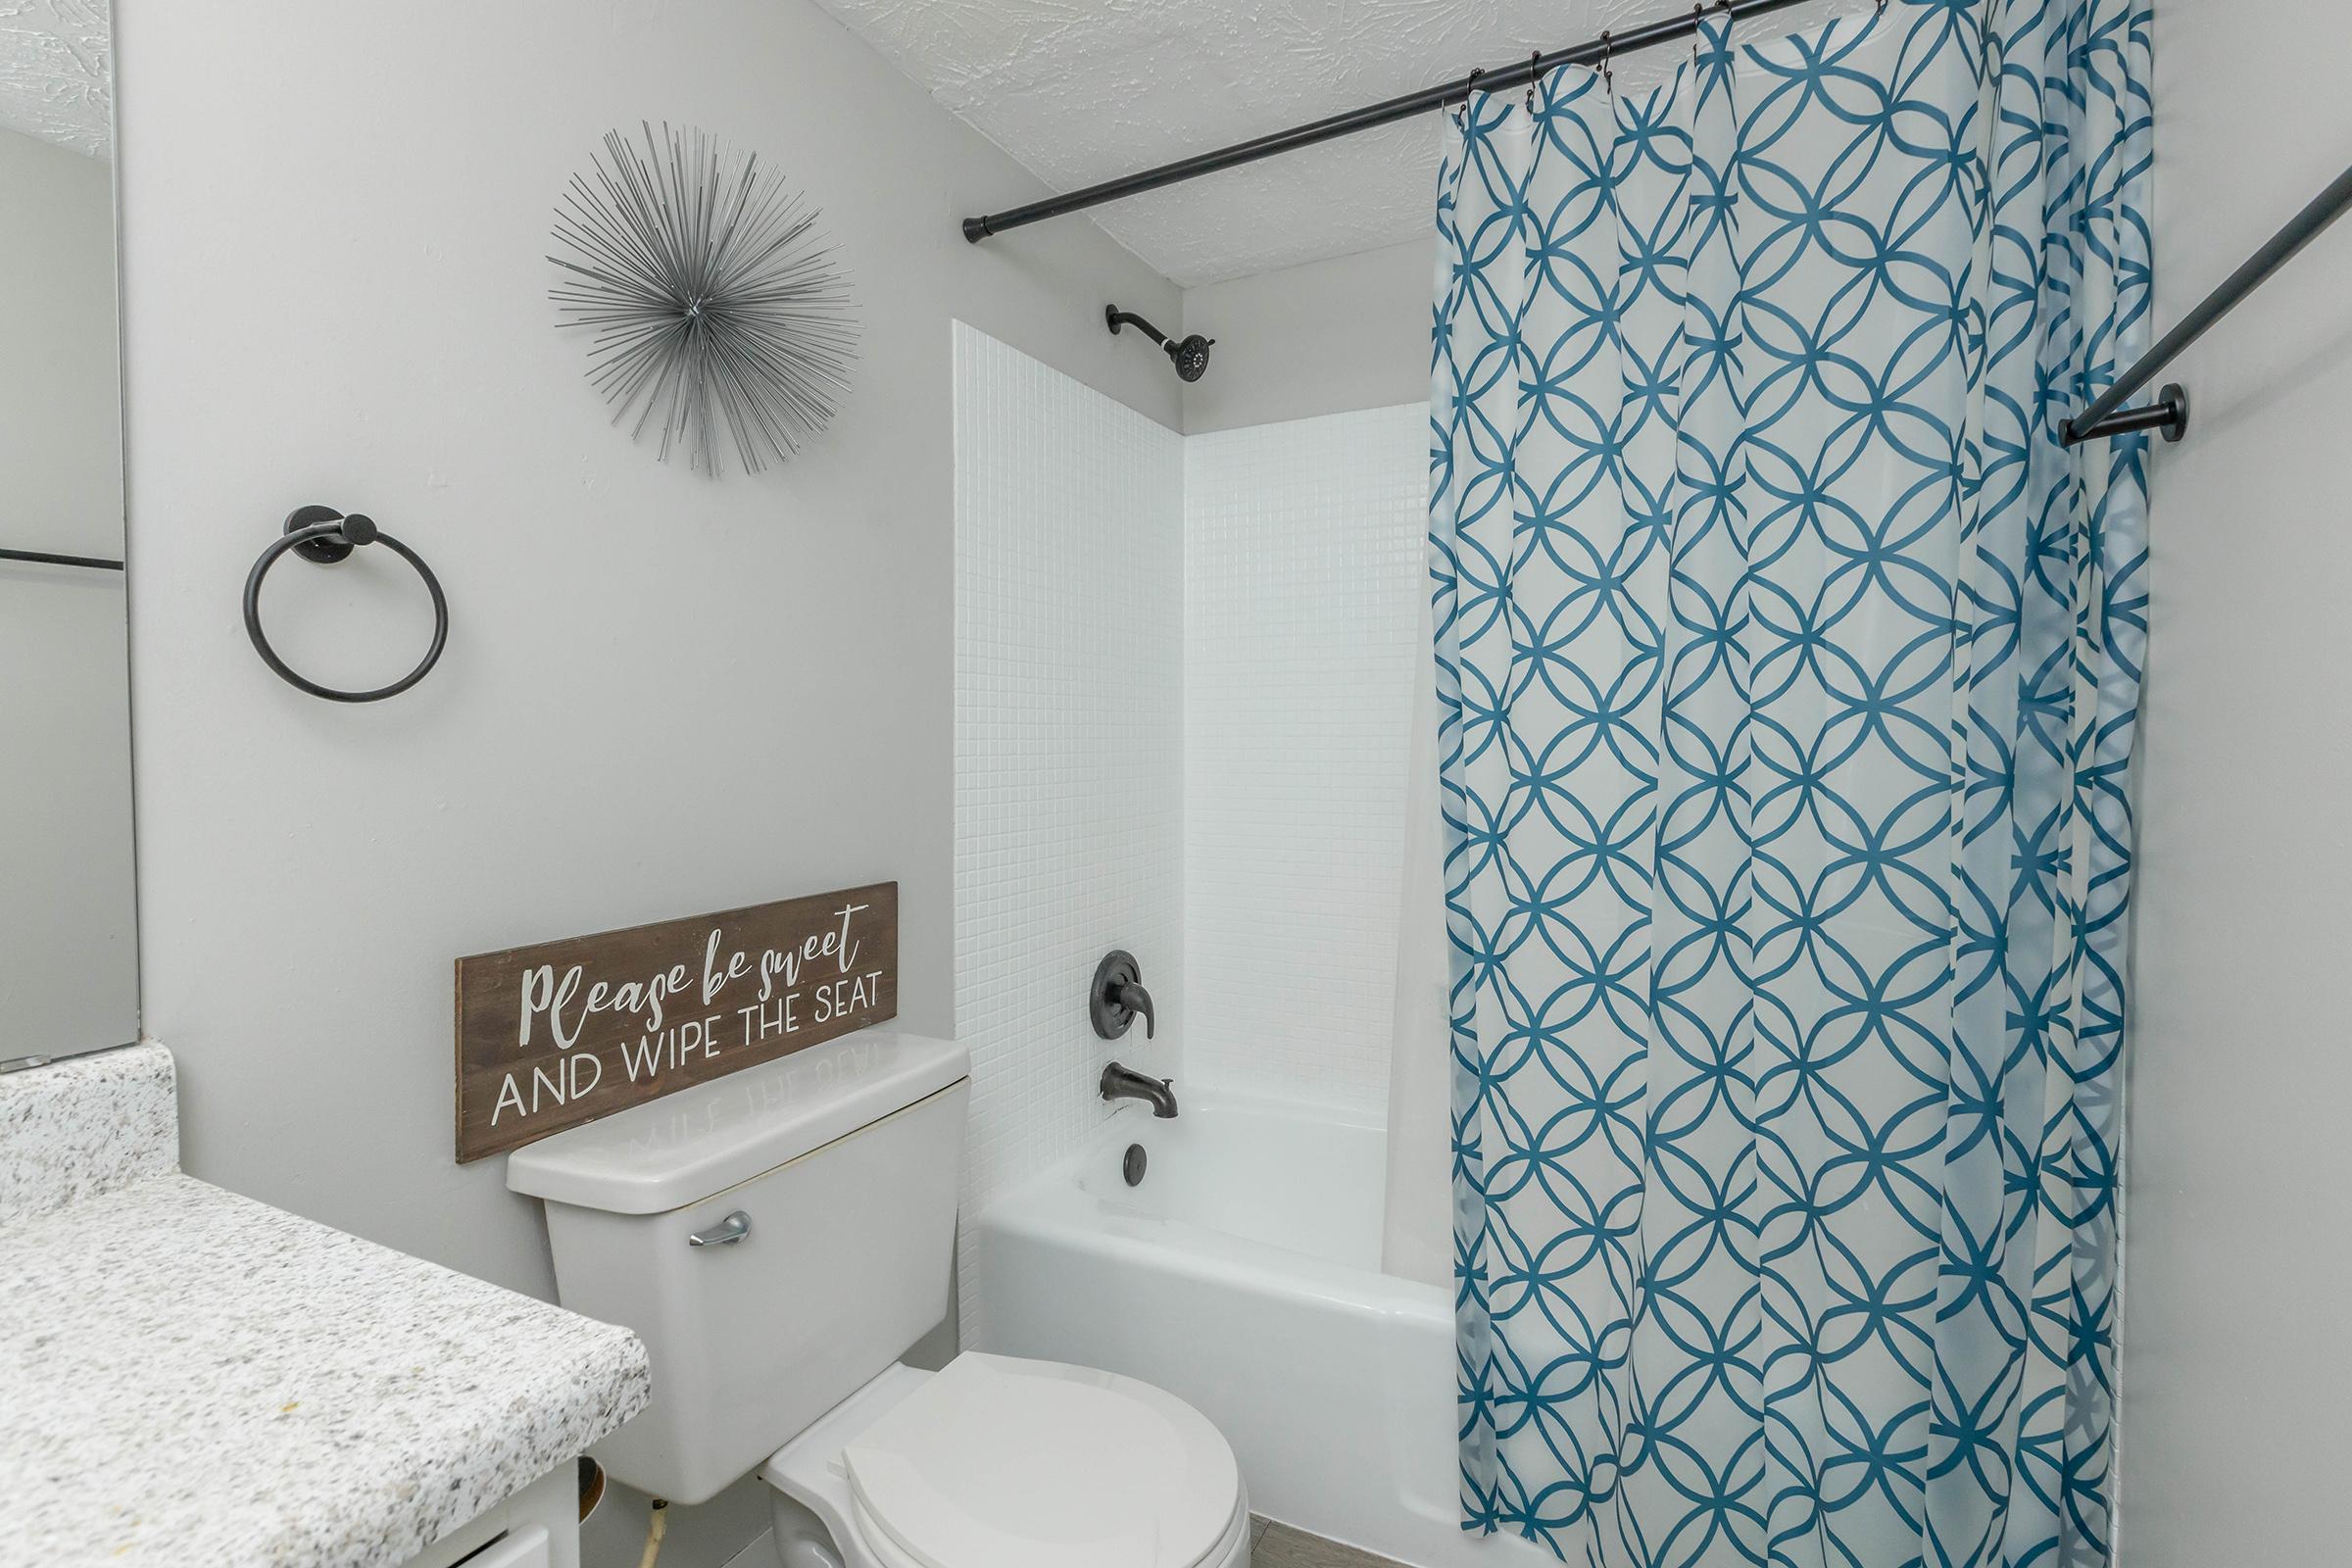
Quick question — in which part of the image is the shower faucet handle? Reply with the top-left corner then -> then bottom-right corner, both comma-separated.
1090,950 -> 1155,1041
1115,982 -> 1156,1040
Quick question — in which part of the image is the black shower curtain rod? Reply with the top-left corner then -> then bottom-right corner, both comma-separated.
958,0 -> 1820,244
2061,161 -> 2352,446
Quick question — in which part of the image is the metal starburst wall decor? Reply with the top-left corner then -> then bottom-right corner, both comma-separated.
550,123 -> 857,475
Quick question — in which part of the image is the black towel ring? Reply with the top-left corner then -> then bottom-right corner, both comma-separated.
244,504 -> 447,704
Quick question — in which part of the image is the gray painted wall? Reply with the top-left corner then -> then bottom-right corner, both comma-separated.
2119,0 -> 2352,1559
112,2 -> 1177,1563
1180,239 -> 1432,434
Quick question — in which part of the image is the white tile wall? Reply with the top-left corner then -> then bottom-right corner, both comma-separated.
952,322 -> 1185,1348
1182,404 -> 1431,1114
954,359 -> 1428,1330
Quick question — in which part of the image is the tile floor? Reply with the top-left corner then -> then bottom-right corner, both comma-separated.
1251,1516 -> 1411,1567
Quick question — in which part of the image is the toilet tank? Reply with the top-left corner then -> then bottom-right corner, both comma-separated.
507,1029 -> 968,1504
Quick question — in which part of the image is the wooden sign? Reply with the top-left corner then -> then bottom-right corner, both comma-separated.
454,883 -> 897,1162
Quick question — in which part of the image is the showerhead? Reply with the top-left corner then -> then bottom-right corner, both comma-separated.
1167,333 -> 1213,382
1106,304 -> 1215,383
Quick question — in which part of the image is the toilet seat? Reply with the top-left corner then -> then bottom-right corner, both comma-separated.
839,1353 -> 1244,1568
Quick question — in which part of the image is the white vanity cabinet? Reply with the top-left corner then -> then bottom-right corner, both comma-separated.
448,1533 -> 553,1568
399,1469 -> 576,1568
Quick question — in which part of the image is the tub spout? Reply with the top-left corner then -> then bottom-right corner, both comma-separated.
1101,1062 -> 1178,1118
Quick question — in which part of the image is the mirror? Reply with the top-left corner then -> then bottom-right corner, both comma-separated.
0,2 -> 136,1067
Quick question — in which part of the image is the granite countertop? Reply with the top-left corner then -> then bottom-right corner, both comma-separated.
0,1047 -> 652,1568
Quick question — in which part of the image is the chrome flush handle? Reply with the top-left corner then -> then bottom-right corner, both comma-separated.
687,1210 -> 752,1249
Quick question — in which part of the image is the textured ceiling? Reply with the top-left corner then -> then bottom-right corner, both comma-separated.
0,0 -> 110,159
815,0 -> 1871,286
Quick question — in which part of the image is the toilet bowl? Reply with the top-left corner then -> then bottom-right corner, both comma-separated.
762,1354 -> 1250,1568
505,1030 -> 1250,1568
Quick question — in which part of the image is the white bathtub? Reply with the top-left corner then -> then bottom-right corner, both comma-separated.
974,1095 -> 1553,1568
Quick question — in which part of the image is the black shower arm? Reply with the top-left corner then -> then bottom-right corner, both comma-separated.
1105,306 -> 1172,348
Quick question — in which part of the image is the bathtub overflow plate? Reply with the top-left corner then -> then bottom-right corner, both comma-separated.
1123,1143 -> 1148,1187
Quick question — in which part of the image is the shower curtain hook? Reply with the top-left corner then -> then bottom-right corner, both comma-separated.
1526,50 -> 1542,111
1691,4 -> 1704,62
1598,30 -> 1614,94
1455,66 -> 1483,127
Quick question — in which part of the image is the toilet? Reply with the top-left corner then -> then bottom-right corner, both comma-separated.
506,1028 -> 1250,1568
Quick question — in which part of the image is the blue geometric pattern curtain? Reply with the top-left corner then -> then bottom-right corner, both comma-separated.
1428,2 -> 2151,1564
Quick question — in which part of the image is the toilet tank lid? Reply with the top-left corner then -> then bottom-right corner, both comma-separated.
505,1028 -> 969,1214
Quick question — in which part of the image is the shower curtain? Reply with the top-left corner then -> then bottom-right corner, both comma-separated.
1429,1 -> 2149,1564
